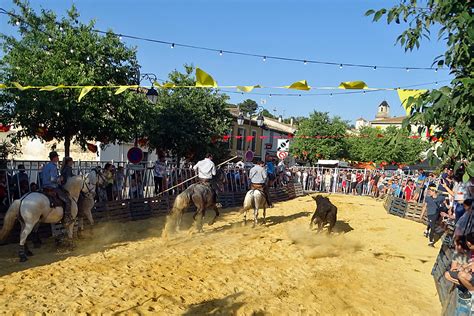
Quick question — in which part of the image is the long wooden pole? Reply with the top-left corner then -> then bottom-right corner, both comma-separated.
156,155 -> 240,197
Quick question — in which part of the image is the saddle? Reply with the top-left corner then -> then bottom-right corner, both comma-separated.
42,188 -> 65,208
250,183 -> 266,195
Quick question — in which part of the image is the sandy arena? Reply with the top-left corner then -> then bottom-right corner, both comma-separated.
0,194 -> 441,314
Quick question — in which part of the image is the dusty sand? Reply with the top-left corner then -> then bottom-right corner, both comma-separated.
0,194 -> 441,315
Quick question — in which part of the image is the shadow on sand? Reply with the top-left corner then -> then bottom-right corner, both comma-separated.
183,292 -> 246,315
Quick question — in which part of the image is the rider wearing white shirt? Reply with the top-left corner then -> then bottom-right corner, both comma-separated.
193,153 -> 219,206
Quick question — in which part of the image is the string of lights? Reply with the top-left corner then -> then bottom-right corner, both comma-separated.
93,29 -> 444,72
1,7 -> 446,72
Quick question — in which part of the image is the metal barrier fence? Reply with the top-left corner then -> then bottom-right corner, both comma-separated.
0,163 -> 295,213
291,166 -> 430,203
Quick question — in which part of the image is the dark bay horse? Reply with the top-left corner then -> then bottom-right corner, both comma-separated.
163,168 -> 226,236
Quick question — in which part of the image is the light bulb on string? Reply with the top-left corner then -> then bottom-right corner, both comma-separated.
219,50 -> 223,56
435,81 -> 438,85
303,60 -> 307,65
435,68 -> 438,73
339,64 -> 343,69
269,94 -> 272,98
373,66 -> 377,70
70,49 -> 74,53
330,93 -> 333,97
406,68 -> 410,72
263,56 -> 267,62
119,36 -> 123,41
86,56 -> 90,61
48,37 -> 53,42
15,20 -> 20,26
59,26 -> 64,32
171,43 -> 175,48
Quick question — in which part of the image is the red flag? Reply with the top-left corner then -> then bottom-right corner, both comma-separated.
246,135 -> 254,142
223,135 -> 231,141
0,124 -> 11,132
87,143 -> 98,153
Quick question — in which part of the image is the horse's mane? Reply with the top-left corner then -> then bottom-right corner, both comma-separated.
63,175 -> 83,197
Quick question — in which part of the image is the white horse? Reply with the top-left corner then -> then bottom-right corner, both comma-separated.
241,189 -> 268,227
0,175 -> 85,262
76,169 -> 101,236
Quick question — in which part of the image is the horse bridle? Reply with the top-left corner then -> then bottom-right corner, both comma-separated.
81,169 -> 99,198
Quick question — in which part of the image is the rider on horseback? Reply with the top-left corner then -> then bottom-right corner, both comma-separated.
193,153 -> 221,208
249,160 -> 273,208
41,151 -> 72,225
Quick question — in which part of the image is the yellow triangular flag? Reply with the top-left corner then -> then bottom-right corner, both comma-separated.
237,85 -> 261,92
12,82 -> 32,90
162,82 -> 176,88
338,81 -> 368,89
397,89 -> 428,115
40,85 -> 65,91
78,86 -> 94,102
285,80 -> 311,91
0,83 -> 6,89
195,68 -> 217,87
114,86 -> 131,95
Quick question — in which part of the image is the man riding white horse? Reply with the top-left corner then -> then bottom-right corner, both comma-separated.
249,160 -> 273,208
193,153 -> 222,208
41,151 -> 72,225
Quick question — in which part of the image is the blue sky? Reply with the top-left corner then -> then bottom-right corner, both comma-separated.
0,0 -> 450,123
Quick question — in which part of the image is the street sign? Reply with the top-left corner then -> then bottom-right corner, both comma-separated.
277,151 -> 288,160
245,150 -> 254,162
127,147 -> 143,164
277,139 -> 290,152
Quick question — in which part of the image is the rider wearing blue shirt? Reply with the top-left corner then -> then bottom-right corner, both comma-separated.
41,151 -> 72,224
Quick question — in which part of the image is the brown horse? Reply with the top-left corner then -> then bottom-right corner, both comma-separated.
162,168 -> 225,236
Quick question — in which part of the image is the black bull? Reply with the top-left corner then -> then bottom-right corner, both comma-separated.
310,195 -> 338,234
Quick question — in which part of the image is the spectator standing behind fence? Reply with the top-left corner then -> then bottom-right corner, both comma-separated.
266,158 -> 276,188
154,156 -> 167,194
12,164 -> 29,199
442,174 -> 468,221
103,163 -> 114,201
404,179 -> 415,202
60,157 -> 74,186
115,166 -> 125,200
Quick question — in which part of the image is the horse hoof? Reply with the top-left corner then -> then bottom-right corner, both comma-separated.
208,221 -> 215,226
19,255 -> 28,262
25,250 -> 34,256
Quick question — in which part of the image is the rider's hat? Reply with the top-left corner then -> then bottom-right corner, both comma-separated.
49,151 -> 59,159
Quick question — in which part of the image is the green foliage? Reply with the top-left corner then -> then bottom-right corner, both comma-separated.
261,109 -> 276,119
283,116 -> 307,126
290,111 -> 348,163
366,0 -> 473,176
0,0 -> 152,155
144,66 -> 232,163
237,99 -> 258,115
346,126 -> 429,164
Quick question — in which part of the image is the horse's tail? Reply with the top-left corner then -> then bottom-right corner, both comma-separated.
242,190 -> 254,212
0,199 -> 21,240
162,190 -> 192,238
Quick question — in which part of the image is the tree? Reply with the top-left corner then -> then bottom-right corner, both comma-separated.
237,99 -> 258,115
366,0 -> 473,179
261,109 -> 276,119
0,1 -> 153,156
144,66 -> 233,163
290,111 -> 348,163
346,126 -> 429,164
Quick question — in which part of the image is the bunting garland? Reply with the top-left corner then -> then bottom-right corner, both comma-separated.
0,67 -> 431,103
221,133 -> 435,142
